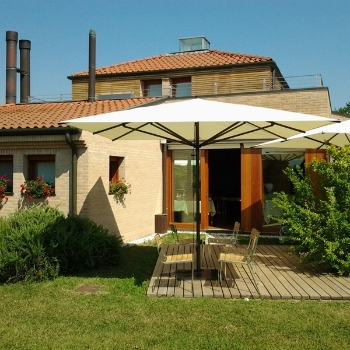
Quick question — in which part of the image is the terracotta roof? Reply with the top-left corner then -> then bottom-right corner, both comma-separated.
71,50 -> 273,77
0,98 -> 155,130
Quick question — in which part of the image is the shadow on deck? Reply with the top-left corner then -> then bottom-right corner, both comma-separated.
147,243 -> 350,299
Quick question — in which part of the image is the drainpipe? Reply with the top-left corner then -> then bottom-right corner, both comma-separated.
161,140 -> 167,213
65,133 -> 77,215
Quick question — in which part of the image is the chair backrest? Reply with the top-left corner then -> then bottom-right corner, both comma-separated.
170,222 -> 180,243
154,233 -> 163,254
155,233 -> 170,263
232,221 -> 240,239
227,221 -> 240,245
246,228 -> 260,257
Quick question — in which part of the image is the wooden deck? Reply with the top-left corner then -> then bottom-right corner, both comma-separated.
147,243 -> 350,299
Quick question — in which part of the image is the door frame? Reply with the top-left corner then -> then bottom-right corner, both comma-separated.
166,149 -> 209,230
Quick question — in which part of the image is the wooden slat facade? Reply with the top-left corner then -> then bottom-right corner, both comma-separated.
71,65 -> 276,100
147,243 -> 350,300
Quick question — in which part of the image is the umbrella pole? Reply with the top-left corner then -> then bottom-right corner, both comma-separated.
195,122 -> 201,273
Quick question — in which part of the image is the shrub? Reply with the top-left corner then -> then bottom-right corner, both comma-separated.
272,145 -> 350,275
0,205 -> 63,283
0,205 -> 123,284
44,214 -> 123,275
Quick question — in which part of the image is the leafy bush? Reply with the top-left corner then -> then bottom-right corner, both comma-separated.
272,145 -> 350,275
44,214 -> 123,275
0,205 -> 63,283
0,205 -> 123,284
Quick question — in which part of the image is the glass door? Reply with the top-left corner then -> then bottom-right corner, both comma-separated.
170,149 -> 209,229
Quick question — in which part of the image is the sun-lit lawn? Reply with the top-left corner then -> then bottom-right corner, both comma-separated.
1,242 -> 350,349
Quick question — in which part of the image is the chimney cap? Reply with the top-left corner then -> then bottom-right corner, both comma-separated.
19,39 -> 31,50
6,31 -> 18,41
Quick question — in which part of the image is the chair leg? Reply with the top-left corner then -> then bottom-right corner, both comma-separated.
191,262 -> 194,294
248,263 -> 260,295
218,261 -> 224,283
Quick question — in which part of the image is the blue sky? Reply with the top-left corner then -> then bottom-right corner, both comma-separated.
1,0 -> 349,110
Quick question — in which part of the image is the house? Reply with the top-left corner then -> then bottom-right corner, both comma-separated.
0,98 -> 166,242
68,35 -> 334,233
0,33 -> 335,241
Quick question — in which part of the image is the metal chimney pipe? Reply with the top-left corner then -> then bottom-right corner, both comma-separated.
19,39 -> 31,103
88,29 -> 96,102
5,31 -> 18,104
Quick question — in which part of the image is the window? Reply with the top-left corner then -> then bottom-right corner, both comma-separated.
28,155 -> 55,185
109,156 -> 123,183
0,155 -> 13,192
171,77 -> 191,97
143,79 -> 162,97
262,152 -> 304,226
172,150 -> 198,223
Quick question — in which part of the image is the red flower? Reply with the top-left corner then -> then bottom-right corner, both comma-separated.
20,177 -> 55,200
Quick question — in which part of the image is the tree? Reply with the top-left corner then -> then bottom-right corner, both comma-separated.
336,102 -> 350,115
272,145 -> 350,275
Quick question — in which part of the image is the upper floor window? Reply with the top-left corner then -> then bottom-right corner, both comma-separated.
143,79 -> 162,97
171,77 -> 191,97
0,155 -> 13,192
27,155 -> 55,186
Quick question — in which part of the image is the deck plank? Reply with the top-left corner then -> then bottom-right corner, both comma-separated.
257,245 -> 303,299
272,246 -> 339,300
147,242 -> 350,300
264,245 -> 322,300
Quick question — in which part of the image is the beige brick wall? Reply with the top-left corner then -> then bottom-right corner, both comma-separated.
0,134 -> 72,217
0,132 -> 163,243
208,88 -> 332,117
77,131 -> 163,242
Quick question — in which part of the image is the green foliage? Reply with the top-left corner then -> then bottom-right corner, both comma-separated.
336,102 -> 350,115
272,145 -> 350,275
0,205 -> 63,283
0,205 -> 123,284
44,214 -> 123,275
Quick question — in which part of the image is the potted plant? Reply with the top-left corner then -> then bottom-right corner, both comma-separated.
0,174 -> 10,205
109,178 -> 131,202
20,176 -> 55,200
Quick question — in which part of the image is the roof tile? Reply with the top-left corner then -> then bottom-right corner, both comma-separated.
71,50 -> 272,77
0,98 -> 155,130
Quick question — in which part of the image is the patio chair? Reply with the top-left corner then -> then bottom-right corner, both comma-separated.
154,233 -> 194,293
207,221 -> 240,257
217,228 -> 260,294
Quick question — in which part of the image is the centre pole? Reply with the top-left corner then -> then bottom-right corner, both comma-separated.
195,122 -> 201,273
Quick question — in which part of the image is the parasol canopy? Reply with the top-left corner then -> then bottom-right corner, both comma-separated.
60,98 -> 338,273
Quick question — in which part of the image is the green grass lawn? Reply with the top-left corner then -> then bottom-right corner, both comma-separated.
1,243 -> 350,349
